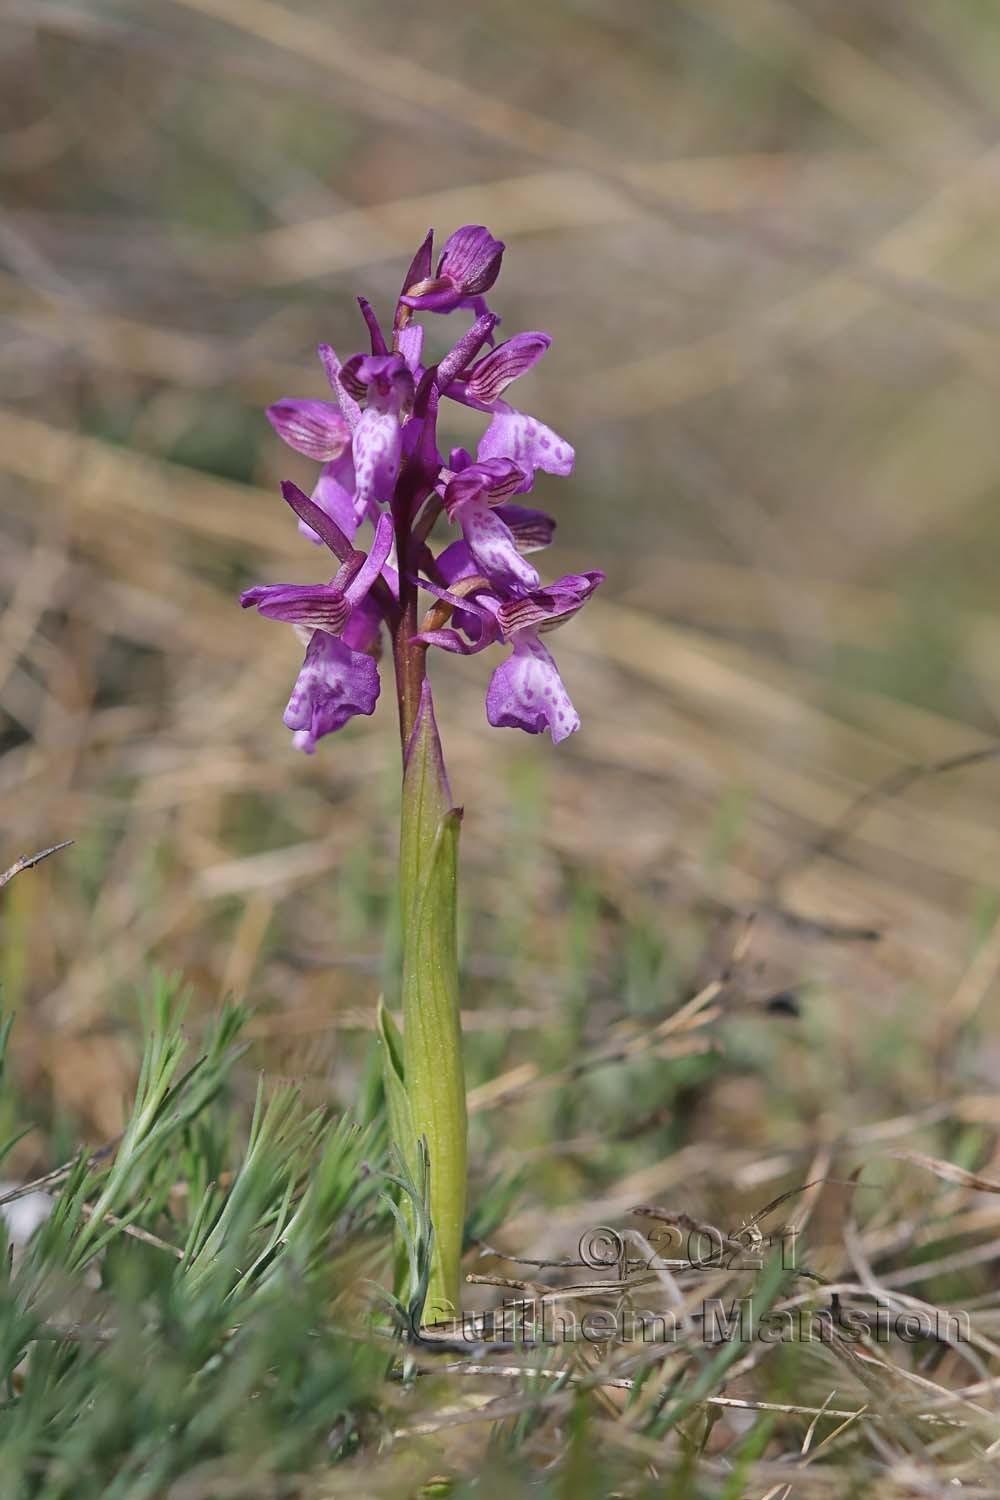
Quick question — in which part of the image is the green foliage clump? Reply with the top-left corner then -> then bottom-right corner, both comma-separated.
0,977 -> 393,1498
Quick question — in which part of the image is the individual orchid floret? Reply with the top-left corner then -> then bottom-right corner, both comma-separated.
399,225 -> 505,316
241,513 -> 393,752
339,352 -> 415,512
416,571 -> 604,744
432,481 -> 556,645
439,457 -> 539,591
486,572 -> 603,742
441,330 -> 573,490
492,571 -> 603,638
437,500 -> 555,572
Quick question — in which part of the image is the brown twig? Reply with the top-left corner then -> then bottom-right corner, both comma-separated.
0,840 -> 74,892
770,744 -> 1000,895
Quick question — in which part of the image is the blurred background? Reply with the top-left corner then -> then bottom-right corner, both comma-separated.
2,0 -> 1000,1243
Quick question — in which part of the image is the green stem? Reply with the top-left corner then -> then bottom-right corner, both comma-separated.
387,498 -> 466,1323
400,775 -> 465,1321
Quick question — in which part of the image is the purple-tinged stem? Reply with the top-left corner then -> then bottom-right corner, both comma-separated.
391,484 -> 428,751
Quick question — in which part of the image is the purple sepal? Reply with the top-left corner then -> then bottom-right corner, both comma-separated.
465,332 -> 550,405
397,322 -> 424,377
396,228 -> 434,316
486,634 -> 580,743
495,502 -> 555,553
240,580 -> 349,635
438,225 -> 505,296
442,458 -> 528,515
437,312 -> 499,390
344,511 -> 394,607
496,571 -> 604,637
266,399 -> 351,462
357,296 -> 388,355
284,633 -> 380,753
318,345 -> 361,429
281,480 -> 353,561
298,453 -> 358,546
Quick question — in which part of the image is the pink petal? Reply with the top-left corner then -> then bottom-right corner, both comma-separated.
495,503 -> 555,553
284,633 -> 380,752
318,344 -> 361,429
298,455 -> 359,546
496,571 -> 603,637
458,496 -> 540,591
241,582 -> 349,635
266,399 -> 351,462
344,511 -> 394,609
477,407 -> 574,485
437,225 -> 505,295
465,332 -> 550,405
352,407 -> 402,509
397,322 -> 425,376
486,634 -> 579,743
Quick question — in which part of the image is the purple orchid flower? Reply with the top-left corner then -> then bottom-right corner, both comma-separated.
485,573 -> 603,741
338,352 -> 415,513
241,513 -> 393,753
439,455 -> 539,591
415,571 -> 604,743
443,331 -> 574,490
399,225 -> 505,317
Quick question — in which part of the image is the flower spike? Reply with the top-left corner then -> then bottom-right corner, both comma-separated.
245,222 -> 599,753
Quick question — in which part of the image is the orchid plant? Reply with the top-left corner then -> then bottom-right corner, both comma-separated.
241,226 -> 603,1321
